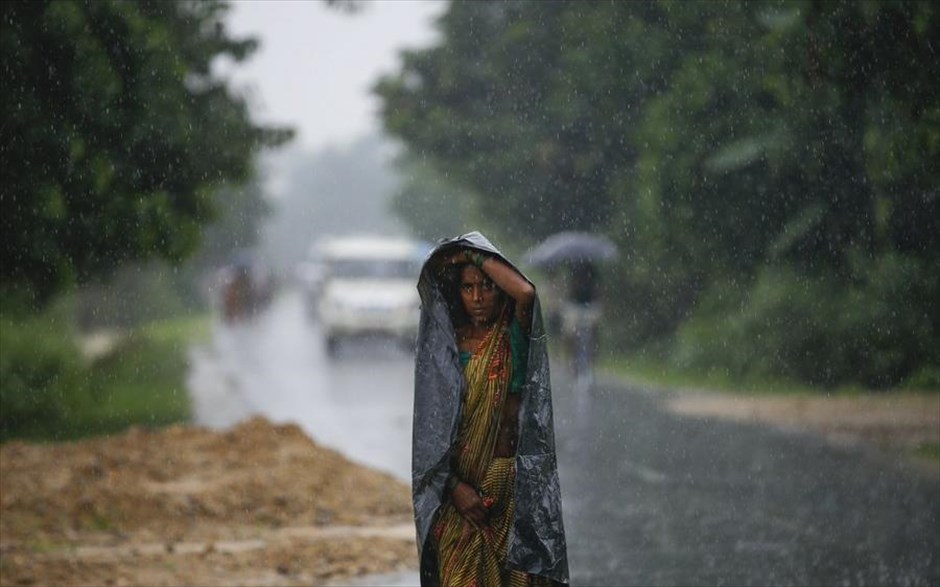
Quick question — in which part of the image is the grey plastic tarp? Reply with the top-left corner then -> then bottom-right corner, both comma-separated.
412,231 -> 569,586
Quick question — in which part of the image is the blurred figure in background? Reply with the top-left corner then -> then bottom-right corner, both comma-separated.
522,232 -> 616,390
219,251 -> 273,323
222,264 -> 254,323
560,261 -> 601,389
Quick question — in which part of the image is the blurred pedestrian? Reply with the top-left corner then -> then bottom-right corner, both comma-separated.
413,232 -> 569,587
223,265 -> 254,322
560,261 -> 602,388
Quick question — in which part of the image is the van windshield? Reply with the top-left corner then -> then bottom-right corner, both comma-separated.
329,258 -> 420,279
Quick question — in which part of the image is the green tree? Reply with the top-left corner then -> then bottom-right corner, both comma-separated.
378,0 -> 939,387
389,152 -> 484,244
376,1 -> 682,240
626,1 -> 938,281
1,0 -> 292,305
623,1 -> 939,385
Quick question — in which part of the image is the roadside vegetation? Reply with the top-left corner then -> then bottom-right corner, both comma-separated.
0,294 -> 208,443
598,343 -> 939,398
378,1 -> 939,393
913,443 -> 940,466
2,1 -> 289,444
597,346 -> 824,397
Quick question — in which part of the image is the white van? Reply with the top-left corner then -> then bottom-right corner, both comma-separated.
314,235 -> 430,354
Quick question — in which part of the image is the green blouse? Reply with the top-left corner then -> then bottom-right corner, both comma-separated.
458,318 -> 529,394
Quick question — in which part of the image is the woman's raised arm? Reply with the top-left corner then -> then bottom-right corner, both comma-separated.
442,248 -> 534,328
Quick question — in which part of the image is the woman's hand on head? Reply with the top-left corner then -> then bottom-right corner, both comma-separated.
451,480 -> 488,528
430,249 -> 467,275
443,249 -> 470,266
432,245 -> 534,328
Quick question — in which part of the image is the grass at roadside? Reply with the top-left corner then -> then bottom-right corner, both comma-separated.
597,349 -> 826,396
912,443 -> 940,466
0,310 -> 210,443
600,349 -> 939,397
66,314 -> 211,439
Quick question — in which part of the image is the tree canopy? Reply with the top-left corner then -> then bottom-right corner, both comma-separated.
376,0 -> 939,388
1,0 -> 292,304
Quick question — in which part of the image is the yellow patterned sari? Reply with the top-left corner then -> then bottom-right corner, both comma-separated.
431,315 -> 552,587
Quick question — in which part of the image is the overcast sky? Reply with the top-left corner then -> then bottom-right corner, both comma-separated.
220,0 -> 445,154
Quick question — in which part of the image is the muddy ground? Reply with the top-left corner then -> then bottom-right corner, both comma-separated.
0,417 -> 416,587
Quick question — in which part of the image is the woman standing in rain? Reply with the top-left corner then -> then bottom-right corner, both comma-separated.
412,232 -> 569,587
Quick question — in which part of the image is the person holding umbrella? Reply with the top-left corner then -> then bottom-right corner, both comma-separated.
524,232 -> 617,389
561,260 -> 602,387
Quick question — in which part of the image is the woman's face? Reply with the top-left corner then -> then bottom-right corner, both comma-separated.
460,265 -> 502,326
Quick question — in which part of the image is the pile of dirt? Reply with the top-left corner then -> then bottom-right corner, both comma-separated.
0,417 -> 417,586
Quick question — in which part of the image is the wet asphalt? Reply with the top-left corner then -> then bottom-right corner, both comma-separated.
554,379 -> 940,586
189,290 -> 940,586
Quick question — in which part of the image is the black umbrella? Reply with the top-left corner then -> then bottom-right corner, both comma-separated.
523,231 -> 618,268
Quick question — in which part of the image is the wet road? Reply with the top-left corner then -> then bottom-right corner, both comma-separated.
188,289 -> 414,482
554,384 -> 939,586
188,290 -> 939,586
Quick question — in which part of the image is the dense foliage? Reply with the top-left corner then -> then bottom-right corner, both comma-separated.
0,307 -> 199,442
1,0 -> 291,304
376,1 -> 939,388
0,308 -> 87,440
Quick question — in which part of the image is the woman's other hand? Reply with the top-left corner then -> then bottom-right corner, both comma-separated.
451,480 -> 488,528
